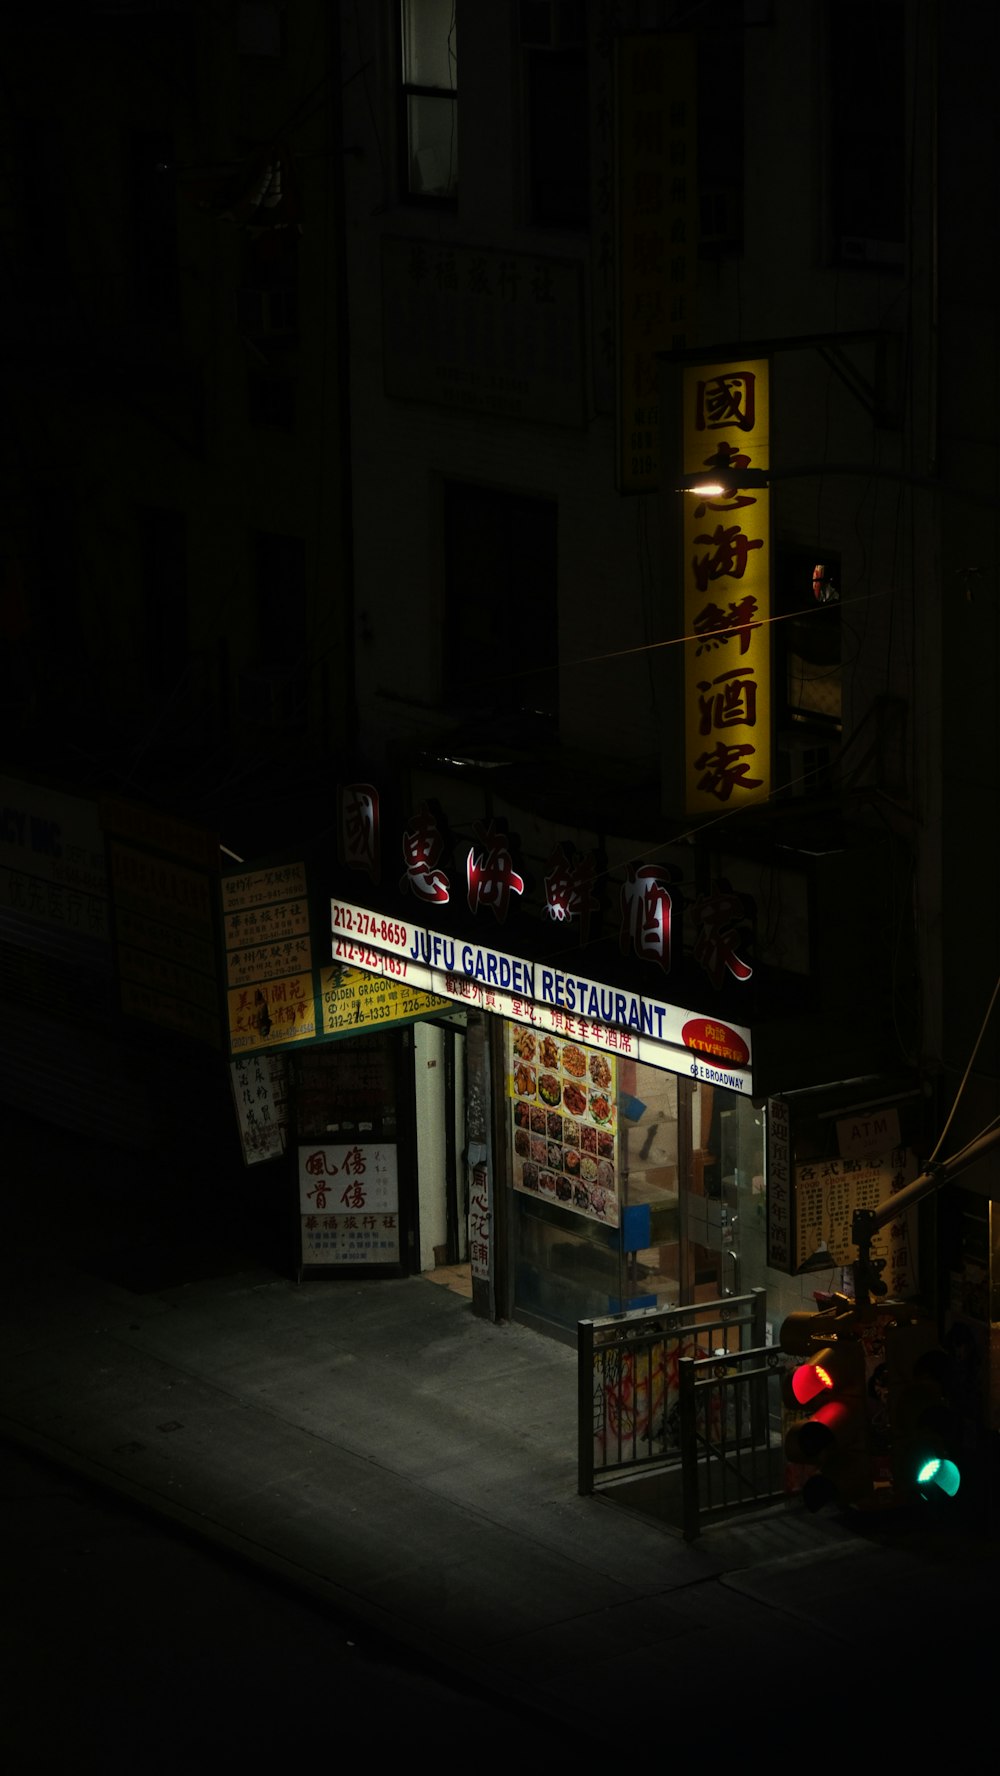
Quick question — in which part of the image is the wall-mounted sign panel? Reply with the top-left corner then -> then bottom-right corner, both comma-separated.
382,237 -> 585,427
297,1141 -> 400,1268
681,357 -> 771,814
223,862 -> 318,1054
766,1116 -> 917,1297
108,829 -> 220,1048
330,897 -> 754,1094
320,963 -> 451,1038
230,1053 -> 288,1165
2,778 -> 110,943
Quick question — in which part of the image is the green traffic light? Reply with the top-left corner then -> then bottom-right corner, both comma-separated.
915,1455 -> 961,1497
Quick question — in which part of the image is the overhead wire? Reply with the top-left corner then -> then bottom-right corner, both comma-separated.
928,971 -> 1000,1165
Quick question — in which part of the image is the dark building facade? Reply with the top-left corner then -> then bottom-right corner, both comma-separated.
3,4 -> 999,1420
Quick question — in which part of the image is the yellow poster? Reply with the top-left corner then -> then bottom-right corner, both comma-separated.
222,860 -> 319,1056
682,358 -> 771,813
227,971 -> 317,1052
321,965 -> 450,1037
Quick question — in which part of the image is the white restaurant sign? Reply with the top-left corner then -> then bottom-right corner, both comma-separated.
330,897 -> 753,1095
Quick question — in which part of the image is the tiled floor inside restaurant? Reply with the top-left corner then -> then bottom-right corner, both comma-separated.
424,1262 -> 474,1299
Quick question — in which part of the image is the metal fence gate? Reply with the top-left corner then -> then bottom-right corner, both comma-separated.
578,1288 -> 788,1539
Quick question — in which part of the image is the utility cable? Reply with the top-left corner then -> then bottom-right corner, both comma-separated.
928,970 -> 1000,1164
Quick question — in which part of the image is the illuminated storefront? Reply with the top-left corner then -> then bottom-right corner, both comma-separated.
212,766 -> 915,1340
330,891 -> 764,1337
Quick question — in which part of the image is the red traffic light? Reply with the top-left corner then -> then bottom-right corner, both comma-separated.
788,1352 -> 835,1407
780,1310 -> 871,1512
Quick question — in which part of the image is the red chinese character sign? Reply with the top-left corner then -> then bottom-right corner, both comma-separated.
682,359 -> 771,814
466,821 -> 525,923
620,863 -> 672,973
400,802 -> 450,904
339,782 -> 380,884
544,843 -> 599,941
298,1142 -> 400,1268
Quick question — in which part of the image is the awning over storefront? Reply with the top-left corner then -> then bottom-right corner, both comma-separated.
330,895 -> 755,1096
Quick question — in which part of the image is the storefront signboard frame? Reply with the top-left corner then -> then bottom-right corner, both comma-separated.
330,897 -> 754,1096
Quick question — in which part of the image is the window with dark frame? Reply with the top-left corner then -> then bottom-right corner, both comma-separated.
127,129 -> 180,324
518,0 -> 589,229
775,545 -> 842,730
694,4 -> 744,257
444,482 -> 558,736
399,0 -> 458,202
247,371 -> 296,430
138,506 -> 188,696
241,530 -> 308,730
828,0 -> 905,268
237,1 -> 285,58
254,531 -> 307,669
14,119 -> 71,298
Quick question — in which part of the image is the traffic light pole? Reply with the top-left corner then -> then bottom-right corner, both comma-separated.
851,1122 -> 1000,1305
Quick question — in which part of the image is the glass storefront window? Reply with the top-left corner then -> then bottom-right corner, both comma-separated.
617,1058 -> 681,1304
505,1019 -> 771,1336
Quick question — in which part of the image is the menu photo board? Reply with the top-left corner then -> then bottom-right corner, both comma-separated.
298,1141 -> 401,1269
508,1024 -> 619,1228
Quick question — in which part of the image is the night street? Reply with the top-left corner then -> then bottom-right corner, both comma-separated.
4,6 -> 1000,1757
1,1437 -> 581,1768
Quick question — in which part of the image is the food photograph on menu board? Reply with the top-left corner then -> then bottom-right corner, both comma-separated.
508,1025 -> 619,1227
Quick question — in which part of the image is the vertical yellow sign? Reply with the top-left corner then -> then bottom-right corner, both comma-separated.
682,359 -> 771,813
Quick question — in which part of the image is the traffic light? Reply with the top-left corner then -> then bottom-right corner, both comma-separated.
885,1318 -> 962,1507
780,1306 -> 871,1512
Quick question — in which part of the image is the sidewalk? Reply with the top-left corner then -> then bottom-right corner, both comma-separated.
3,1218 -> 999,1741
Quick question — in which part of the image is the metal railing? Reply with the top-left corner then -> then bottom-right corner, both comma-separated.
677,1340 -> 787,1540
578,1288 -> 787,1538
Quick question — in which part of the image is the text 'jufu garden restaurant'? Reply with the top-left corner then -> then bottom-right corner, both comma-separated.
330,893 -> 766,1338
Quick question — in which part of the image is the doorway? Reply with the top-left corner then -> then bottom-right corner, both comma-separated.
413,1018 -> 468,1272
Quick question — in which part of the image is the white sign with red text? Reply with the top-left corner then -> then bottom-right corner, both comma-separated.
298,1142 -> 398,1213
298,1142 -> 401,1269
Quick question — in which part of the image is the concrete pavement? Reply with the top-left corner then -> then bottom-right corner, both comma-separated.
2,1105 -> 998,1743
3,1228 -> 998,1744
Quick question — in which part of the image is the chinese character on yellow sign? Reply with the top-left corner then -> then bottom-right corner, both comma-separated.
321,966 -> 450,1037
228,973 -> 316,1052
682,358 -> 771,813
222,860 -> 319,1056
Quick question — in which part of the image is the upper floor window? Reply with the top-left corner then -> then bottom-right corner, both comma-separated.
775,545 -> 842,735
400,0 -> 458,202
127,129 -> 180,325
519,0 -> 589,228
138,506 -> 188,695
444,482 -> 557,737
828,0 -> 905,268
